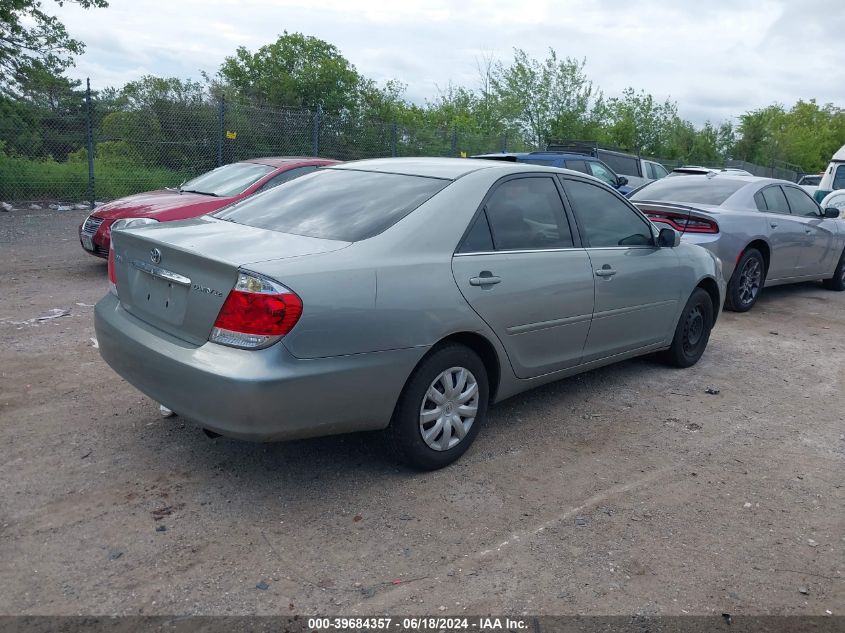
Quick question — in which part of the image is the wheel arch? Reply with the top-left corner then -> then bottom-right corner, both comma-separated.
430,331 -> 502,402
744,239 -> 771,275
696,276 -> 722,324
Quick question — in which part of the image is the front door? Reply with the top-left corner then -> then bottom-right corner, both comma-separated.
561,177 -> 682,362
783,185 -> 839,276
451,175 -> 595,378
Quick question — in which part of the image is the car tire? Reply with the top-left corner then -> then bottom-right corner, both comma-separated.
725,248 -> 766,312
387,344 -> 489,470
822,248 -> 845,291
660,288 -> 714,368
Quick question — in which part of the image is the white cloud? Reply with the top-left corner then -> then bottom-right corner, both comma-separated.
53,0 -> 845,124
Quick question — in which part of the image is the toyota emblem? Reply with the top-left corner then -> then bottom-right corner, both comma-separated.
150,248 -> 162,264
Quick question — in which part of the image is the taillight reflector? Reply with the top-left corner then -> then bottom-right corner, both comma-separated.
210,272 -> 302,349
644,211 -> 719,234
107,243 -> 118,296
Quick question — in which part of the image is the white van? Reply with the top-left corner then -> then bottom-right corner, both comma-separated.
815,144 -> 845,202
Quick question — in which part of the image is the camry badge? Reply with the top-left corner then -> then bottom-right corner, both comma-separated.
150,248 -> 162,264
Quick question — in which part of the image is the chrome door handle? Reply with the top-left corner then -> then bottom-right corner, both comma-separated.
595,268 -> 617,278
469,274 -> 501,286
770,222 -> 778,228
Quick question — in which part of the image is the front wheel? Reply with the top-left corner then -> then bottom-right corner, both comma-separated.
822,248 -> 845,291
660,288 -> 714,368
725,248 -> 766,312
386,344 -> 489,470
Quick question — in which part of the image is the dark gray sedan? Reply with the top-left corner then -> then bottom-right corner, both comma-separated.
96,158 -> 723,469
631,174 -> 845,311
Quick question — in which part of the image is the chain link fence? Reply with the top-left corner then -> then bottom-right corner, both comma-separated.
0,86 -> 514,205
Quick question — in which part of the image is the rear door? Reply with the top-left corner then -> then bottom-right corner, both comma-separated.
782,185 -> 839,276
754,185 -> 804,280
560,177 -> 681,361
451,175 -> 595,378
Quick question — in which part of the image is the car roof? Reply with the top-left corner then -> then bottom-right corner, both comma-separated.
242,157 -> 340,168
330,157 -> 523,180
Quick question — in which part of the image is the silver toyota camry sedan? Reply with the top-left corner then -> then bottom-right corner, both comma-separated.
96,158 -> 724,469
630,174 -> 845,312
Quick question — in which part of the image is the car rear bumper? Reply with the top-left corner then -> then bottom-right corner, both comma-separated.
95,294 -> 427,441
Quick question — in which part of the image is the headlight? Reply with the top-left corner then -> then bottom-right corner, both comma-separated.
112,217 -> 159,231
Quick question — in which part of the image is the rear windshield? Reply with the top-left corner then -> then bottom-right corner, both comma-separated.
630,176 -> 749,205
213,169 -> 450,241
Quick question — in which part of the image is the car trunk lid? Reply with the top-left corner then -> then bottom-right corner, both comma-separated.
111,216 -> 349,346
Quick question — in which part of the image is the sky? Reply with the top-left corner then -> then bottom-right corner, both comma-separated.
53,0 -> 845,126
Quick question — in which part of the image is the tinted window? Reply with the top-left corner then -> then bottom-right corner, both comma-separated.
458,212 -> 494,253
564,179 -> 653,247
257,165 -> 318,192
587,161 -> 618,187
485,177 -> 573,250
630,176 -> 749,205
783,186 -> 820,216
834,165 -> 845,190
180,162 -> 275,197
564,159 -> 589,174
761,186 -> 790,214
215,169 -> 449,242
600,152 -> 640,177
754,191 -> 768,211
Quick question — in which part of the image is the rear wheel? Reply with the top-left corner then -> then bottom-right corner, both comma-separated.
661,288 -> 714,368
726,248 -> 766,312
822,248 -> 845,291
387,344 -> 489,470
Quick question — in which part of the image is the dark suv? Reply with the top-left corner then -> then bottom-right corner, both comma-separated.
473,151 -> 633,194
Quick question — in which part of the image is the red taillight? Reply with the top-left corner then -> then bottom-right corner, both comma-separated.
644,211 -> 719,234
210,272 -> 302,349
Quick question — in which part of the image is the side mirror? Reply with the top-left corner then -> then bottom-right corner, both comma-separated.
657,227 -> 681,247
617,175 -> 629,186
823,207 -> 840,219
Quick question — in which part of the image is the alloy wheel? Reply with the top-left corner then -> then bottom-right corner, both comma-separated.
419,366 -> 479,451
738,258 -> 762,306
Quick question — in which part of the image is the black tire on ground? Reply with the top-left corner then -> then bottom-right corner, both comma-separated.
822,248 -> 845,291
386,343 -> 489,470
725,248 -> 766,312
660,287 -> 714,368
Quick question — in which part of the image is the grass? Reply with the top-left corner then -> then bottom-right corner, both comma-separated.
0,155 -> 193,202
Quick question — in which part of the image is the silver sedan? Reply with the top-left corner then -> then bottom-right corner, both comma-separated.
96,158 -> 723,469
630,174 -> 845,311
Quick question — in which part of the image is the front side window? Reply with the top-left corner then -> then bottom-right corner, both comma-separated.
214,169 -> 449,242
783,186 -> 820,217
760,186 -> 790,215
587,161 -> 618,187
483,177 -> 573,250
564,178 -> 654,247
564,159 -> 590,174
649,163 -> 669,179
180,162 -> 275,197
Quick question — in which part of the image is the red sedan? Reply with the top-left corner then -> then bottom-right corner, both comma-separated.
79,157 -> 339,258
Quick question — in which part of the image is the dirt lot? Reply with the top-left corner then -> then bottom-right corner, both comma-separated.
0,207 -> 842,616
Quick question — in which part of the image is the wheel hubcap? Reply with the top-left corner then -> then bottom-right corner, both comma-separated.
419,366 -> 479,451
738,259 -> 761,305
682,305 -> 705,354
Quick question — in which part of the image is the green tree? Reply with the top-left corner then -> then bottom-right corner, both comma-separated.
213,32 -> 361,114
1,0 -> 108,95
492,49 -> 597,147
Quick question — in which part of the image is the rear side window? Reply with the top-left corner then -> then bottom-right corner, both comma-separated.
484,177 -> 573,250
520,158 -> 557,167
458,212 -> 494,253
564,179 -> 654,247
834,165 -> 845,190
214,169 -> 449,241
754,191 -> 768,211
600,152 -> 640,177
564,159 -> 589,174
761,186 -> 790,214
256,165 -> 318,192
630,177 -> 749,205
783,186 -> 820,217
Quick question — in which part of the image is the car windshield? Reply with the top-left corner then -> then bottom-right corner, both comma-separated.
213,168 -> 450,241
630,176 -> 749,205
179,162 -> 275,197
800,175 -> 821,186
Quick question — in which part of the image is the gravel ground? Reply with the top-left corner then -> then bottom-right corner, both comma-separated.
0,207 -> 843,616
